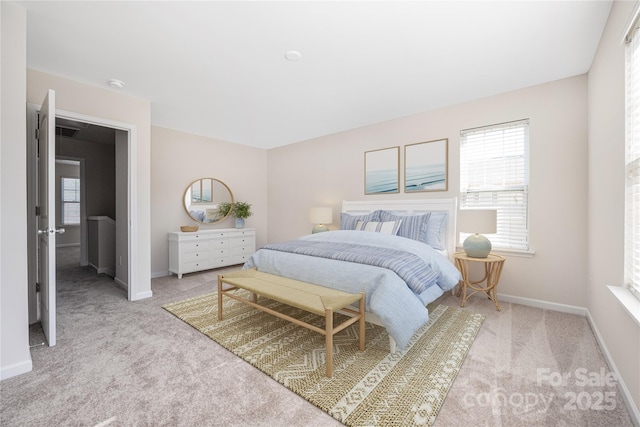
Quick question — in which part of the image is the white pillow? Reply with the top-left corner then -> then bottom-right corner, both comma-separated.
355,220 -> 402,235
340,211 -> 380,230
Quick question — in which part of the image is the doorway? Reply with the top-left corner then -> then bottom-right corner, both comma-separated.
27,104 -> 139,331
55,158 -> 83,273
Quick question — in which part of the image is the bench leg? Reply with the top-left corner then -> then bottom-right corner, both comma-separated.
388,336 -> 397,354
325,308 -> 333,378
359,292 -> 365,351
218,275 -> 223,320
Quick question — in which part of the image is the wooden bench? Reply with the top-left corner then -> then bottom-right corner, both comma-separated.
217,268 -> 365,377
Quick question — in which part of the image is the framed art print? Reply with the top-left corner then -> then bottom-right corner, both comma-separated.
404,138 -> 448,192
364,146 -> 400,194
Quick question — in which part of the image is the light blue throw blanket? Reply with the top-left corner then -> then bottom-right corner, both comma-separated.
261,240 -> 439,294
244,230 -> 461,350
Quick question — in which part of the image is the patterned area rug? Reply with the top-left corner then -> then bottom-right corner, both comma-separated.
163,291 -> 484,426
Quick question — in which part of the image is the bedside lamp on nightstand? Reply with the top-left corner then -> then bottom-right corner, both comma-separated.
458,209 -> 497,258
309,207 -> 333,234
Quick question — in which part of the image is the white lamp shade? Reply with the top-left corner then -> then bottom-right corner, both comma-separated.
458,209 -> 497,258
309,207 -> 333,225
457,209 -> 497,234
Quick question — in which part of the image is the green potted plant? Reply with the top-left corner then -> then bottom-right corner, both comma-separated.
217,201 -> 252,228
231,201 -> 252,229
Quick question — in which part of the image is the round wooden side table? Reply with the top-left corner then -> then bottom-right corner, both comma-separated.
454,252 -> 505,311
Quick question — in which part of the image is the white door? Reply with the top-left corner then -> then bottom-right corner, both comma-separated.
37,89 -> 62,346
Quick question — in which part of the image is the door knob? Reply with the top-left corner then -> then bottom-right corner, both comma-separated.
38,228 -> 66,235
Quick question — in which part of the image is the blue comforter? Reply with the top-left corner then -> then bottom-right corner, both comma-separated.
243,230 -> 461,350
260,240 -> 440,294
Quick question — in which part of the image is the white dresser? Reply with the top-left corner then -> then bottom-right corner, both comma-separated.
168,228 -> 255,278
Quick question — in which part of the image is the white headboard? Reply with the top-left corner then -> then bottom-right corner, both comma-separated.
341,198 -> 458,258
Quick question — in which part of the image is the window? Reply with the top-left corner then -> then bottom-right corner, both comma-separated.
459,120 -> 530,251
625,19 -> 640,300
61,177 -> 80,225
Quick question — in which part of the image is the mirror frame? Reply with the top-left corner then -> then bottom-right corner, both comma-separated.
183,178 -> 234,224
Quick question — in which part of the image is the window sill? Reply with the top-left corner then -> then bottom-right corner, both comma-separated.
608,286 -> 640,327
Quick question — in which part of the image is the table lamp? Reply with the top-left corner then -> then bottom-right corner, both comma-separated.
457,209 -> 497,258
309,207 -> 333,233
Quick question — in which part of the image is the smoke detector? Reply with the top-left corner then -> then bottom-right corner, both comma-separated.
284,50 -> 302,62
108,79 -> 125,89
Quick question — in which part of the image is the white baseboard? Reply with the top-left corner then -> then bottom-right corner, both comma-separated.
88,263 -> 114,278
131,290 -> 152,301
1,358 -> 32,381
498,292 -> 639,426
586,309 -> 640,426
97,267 -> 115,277
113,277 -> 151,300
113,277 -> 127,290
151,270 -> 169,279
497,293 -> 587,316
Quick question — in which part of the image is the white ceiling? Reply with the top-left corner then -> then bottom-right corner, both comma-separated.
19,1 -> 612,149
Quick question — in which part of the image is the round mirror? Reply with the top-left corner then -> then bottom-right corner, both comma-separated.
183,178 -> 234,224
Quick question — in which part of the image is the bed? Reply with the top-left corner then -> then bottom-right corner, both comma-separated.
242,198 -> 462,352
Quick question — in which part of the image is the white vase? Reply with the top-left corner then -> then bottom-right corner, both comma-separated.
235,218 -> 245,229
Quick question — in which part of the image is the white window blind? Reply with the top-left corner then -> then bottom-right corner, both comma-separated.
61,177 -> 80,225
460,120 -> 530,251
625,20 -> 640,300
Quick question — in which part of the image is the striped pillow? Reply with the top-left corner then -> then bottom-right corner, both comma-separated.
340,211 -> 381,230
378,210 -> 447,250
379,210 -> 430,242
425,212 -> 448,250
355,220 -> 402,235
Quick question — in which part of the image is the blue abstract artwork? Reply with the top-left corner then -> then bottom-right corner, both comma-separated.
365,147 -> 399,194
405,139 -> 448,192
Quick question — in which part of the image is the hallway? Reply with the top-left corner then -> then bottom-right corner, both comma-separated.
29,246 -> 125,347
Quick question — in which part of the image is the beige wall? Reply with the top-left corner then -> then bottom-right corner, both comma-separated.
588,0 -> 640,413
268,75 -> 589,308
5,1 -> 638,415
1,1 -> 31,380
27,69 -> 152,300
56,136 -> 116,219
150,126 -> 268,276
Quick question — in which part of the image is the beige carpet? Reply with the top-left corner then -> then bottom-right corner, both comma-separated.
163,291 -> 484,426
1,248 -> 634,426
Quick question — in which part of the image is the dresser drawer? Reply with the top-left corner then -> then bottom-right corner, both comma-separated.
182,250 -> 209,262
210,239 -> 229,249
182,241 -> 210,253
230,246 -> 252,256
180,232 -> 221,241
182,259 -> 211,273
211,257 -> 233,268
229,254 -> 251,265
230,236 -> 255,248
211,248 -> 229,258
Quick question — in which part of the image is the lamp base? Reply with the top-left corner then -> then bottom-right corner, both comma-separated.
312,224 -> 329,234
463,233 -> 492,258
